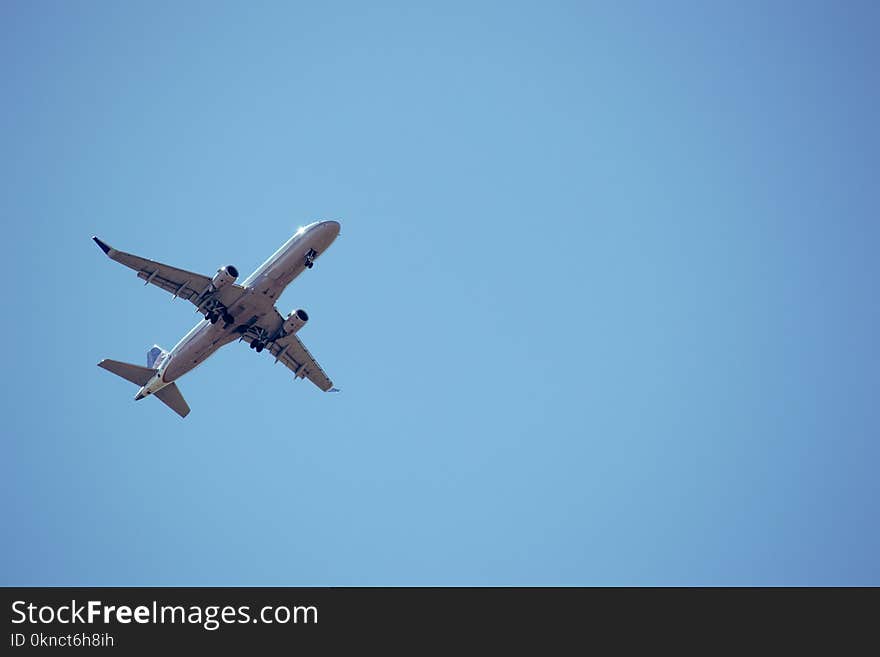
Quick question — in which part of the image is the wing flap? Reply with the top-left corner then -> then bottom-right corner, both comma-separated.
267,334 -> 335,391
135,269 -> 208,303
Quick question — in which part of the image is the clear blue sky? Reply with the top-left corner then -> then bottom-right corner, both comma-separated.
2,1 -> 878,585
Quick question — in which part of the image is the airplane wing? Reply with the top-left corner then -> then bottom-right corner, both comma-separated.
92,236 -> 246,315
243,309 -> 336,392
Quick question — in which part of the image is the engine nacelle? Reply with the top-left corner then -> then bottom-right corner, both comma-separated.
211,265 -> 239,290
283,308 -> 309,334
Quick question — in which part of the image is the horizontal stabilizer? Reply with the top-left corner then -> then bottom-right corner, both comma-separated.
155,383 -> 190,418
98,359 -> 155,386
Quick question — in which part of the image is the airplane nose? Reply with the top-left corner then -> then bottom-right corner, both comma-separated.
320,220 -> 341,236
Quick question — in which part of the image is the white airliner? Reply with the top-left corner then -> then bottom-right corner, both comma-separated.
93,220 -> 341,417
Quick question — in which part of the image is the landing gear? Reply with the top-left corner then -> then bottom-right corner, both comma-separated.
304,248 -> 318,269
201,296 -> 235,328
243,324 -> 271,354
206,308 -> 235,327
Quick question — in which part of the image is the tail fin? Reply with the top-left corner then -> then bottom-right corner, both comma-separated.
155,383 -> 190,418
98,359 -> 155,386
147,345 -> 169,369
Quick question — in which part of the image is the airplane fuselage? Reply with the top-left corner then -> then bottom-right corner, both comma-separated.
134,220 -> 340,400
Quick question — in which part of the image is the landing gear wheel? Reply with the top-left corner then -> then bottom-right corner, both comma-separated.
222,312 -> 234,328
209,312 -> 219,324
305,261 -> 314,269
255,343 -> 264,353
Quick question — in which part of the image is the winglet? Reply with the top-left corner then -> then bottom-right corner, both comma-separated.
92,236 -> 113,255
329,387 -> 341,393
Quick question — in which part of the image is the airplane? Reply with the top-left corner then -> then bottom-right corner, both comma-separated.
93,220 -> 341,418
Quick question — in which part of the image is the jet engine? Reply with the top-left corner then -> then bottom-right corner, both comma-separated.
283,308 -> 309,334
211,265 -> 239,290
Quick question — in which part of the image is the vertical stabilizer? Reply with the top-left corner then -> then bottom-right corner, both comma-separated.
147,345 -> 169,369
